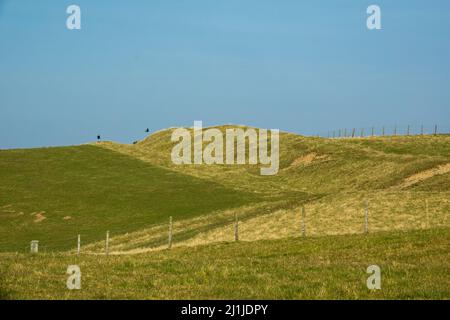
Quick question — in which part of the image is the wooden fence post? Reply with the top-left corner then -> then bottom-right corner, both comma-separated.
234,213 -> 239,241
364,201 -> 369,234
351,128 -> 356,138
168,216 -> 173,249
407,125 -> 410,136
301,206 -> 306,237
434,125 -> 438,136
105,231 -> 109,256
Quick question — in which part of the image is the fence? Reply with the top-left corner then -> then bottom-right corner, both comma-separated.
2,192 -> 448,255
319,125 -> 450,138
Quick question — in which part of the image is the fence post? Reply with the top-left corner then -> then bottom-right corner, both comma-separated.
234,213 -> 239,241
434,125 -> 438,136
301,206 -> 306,237
30,240 -> 39,254
382,126 -> 385,136
407,125 -> 410,136
77,234 -> 81,255
364,201 -> 369,234
105,231 -> 109,256
168,216 -> 173,249
351,128 -> 356,138
344,128 -> 347,137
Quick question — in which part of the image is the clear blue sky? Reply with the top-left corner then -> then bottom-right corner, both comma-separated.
1,0 -> 449,148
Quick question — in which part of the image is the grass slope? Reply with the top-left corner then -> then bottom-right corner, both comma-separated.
89,129 -> 449,253
0,128 -> 449,300
98,128 -> 450,196
0,145 -> 259,252
1,228 -> 449,299
1,128 -> 449,254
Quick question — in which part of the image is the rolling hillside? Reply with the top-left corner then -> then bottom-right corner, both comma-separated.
98,127 -> 450,195
0,127 -> 449,254
0,126 -> 449,300
89,127 -> 450,253
0,145 -> 259,252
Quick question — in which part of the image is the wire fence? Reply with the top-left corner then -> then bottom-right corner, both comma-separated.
318,125 -> 450,138
2,192 -> 449,255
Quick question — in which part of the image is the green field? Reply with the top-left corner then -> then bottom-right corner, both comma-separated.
0,145 -> 259,252
0,128 -> 449,299
1,228 -> 449,299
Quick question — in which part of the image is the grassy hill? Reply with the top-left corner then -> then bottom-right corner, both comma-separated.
0,126 -> 449,299
0,128 -> 449,254
0,145 -> 259,252
87,128 -> 450,253
1,228 -> 449,299
98,127 -> 450,195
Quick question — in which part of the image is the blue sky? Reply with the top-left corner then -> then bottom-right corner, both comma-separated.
1,0 -> 449,148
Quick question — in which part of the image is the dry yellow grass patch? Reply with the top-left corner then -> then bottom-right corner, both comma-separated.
82,191 -> 450,255
396,163 -> 450,189
180,209 -> 298,246
79,202 -> 277,254
170,191 -> 450,249
290,153 -> 330,167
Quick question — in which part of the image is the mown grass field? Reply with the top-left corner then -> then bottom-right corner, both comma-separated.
0,228 -> 449,299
